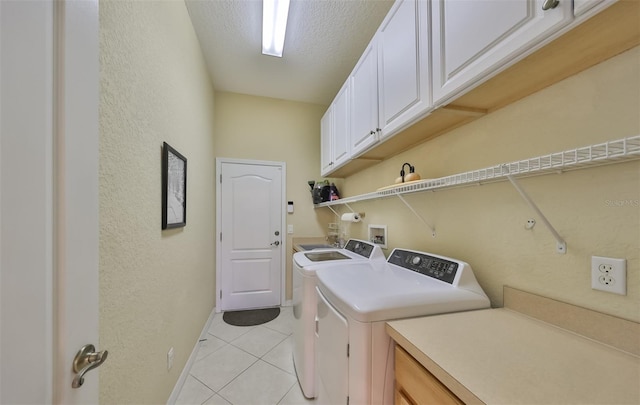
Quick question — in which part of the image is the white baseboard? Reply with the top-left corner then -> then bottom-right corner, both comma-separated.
166,306 -> 217,404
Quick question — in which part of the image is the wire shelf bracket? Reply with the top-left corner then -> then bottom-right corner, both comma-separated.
326,205 -> 339,218
396,193 -> 436,238
506,174 -> 567,254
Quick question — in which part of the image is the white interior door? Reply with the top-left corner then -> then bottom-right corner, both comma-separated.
216,159 -> 285,312
0,0 -> 100,403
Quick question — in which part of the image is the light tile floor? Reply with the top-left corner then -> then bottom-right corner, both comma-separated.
175,306 -> 316,405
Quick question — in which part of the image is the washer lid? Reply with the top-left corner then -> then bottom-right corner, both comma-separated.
293,239 -> 385,270
315,261 -> 490,323
293,249 -> 354,271
303,251 -> 351,262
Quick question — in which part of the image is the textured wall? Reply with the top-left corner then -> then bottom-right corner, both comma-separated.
340,46 -> 640,322
214,92 -> 334,300
99,1 -> 216,403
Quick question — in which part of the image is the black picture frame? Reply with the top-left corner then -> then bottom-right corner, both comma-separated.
162,142 -> 187,229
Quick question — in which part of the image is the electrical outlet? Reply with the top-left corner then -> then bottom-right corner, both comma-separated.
591,256 -> 626,295
167,347 -> 174,370
287,224 -> 294,234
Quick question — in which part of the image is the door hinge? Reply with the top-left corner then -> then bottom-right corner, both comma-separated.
220,174 -> 222,183
347,343 -> 350,357
220,232 -> 222,242
347,396 -> 349,405
219,290 -> 222,300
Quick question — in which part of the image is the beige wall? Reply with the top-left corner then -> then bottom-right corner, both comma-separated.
99,1 -> 216,403
214,92 -> 334,300
340,46 -> 640,322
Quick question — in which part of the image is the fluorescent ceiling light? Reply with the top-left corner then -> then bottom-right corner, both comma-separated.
262,0 -> 290,57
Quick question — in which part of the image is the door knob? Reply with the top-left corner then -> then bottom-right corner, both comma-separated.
271,241 -> 280,246
542,0 -> 559,10
72,344 -> 108,388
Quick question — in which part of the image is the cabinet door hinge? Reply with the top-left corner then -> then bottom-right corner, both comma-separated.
219,290 -> 222,300
347,343 -> 350,357
220,174 -> 222,183
220,232 -> 222,242
347,396 -> 349,405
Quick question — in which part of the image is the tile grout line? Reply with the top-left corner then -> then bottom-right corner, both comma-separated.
179,307 -> 298,405
213,357 -> 262,404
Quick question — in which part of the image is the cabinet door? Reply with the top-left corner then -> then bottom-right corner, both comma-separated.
395,346 -> 463,405
378,0 -> 431,139
395,390 -> 414,405
431,0 -> 572,106
332,81 -> 350,168
320,106 -> 333,176
350,40 -> 379,156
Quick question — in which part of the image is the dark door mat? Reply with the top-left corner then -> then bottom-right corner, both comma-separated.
223,307 -> 280,327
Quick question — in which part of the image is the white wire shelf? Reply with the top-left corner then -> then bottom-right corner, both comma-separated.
315,135 -> 640,207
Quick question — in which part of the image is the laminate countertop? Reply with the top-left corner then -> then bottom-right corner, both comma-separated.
386,287 -> 640,405
291,237 -> 330,253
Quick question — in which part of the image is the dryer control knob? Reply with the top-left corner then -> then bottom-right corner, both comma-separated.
411,256 -> 422,266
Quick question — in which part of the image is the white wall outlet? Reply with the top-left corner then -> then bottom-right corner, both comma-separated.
591,256 -> 626,295
287,224 -> 294,234
167,347 -> 174,370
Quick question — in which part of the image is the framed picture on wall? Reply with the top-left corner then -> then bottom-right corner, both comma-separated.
162,142 -> 187,229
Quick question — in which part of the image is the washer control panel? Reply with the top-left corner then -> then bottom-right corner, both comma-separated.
388,249 -> 458,284
344,240 -> 375,258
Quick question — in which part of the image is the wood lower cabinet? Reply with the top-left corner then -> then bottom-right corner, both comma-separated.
394,346 -> 464,405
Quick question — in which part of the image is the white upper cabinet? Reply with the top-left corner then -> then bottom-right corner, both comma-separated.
350,0 -> 432,157
320,105 -> 333,175
377,0 -> 431,140
318,0 -> 633,178
332,82 -> 351,169
349,41 -> 380,156
321,82 -> 351,177
431,0 -> 572,106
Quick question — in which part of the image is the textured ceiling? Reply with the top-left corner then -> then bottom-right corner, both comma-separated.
185,0 -> 394,105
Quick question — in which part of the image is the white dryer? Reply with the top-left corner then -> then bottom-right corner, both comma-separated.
292,239 -> 384,398
314,248 -> 490,405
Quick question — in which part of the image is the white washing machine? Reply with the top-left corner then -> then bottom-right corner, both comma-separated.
292,239 -> 385,398
314,248 -> 490,405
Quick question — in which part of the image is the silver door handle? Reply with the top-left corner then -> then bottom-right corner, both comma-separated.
271,241 -> 280,246
542,0 -> 559,10
72,344 -> 108,388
